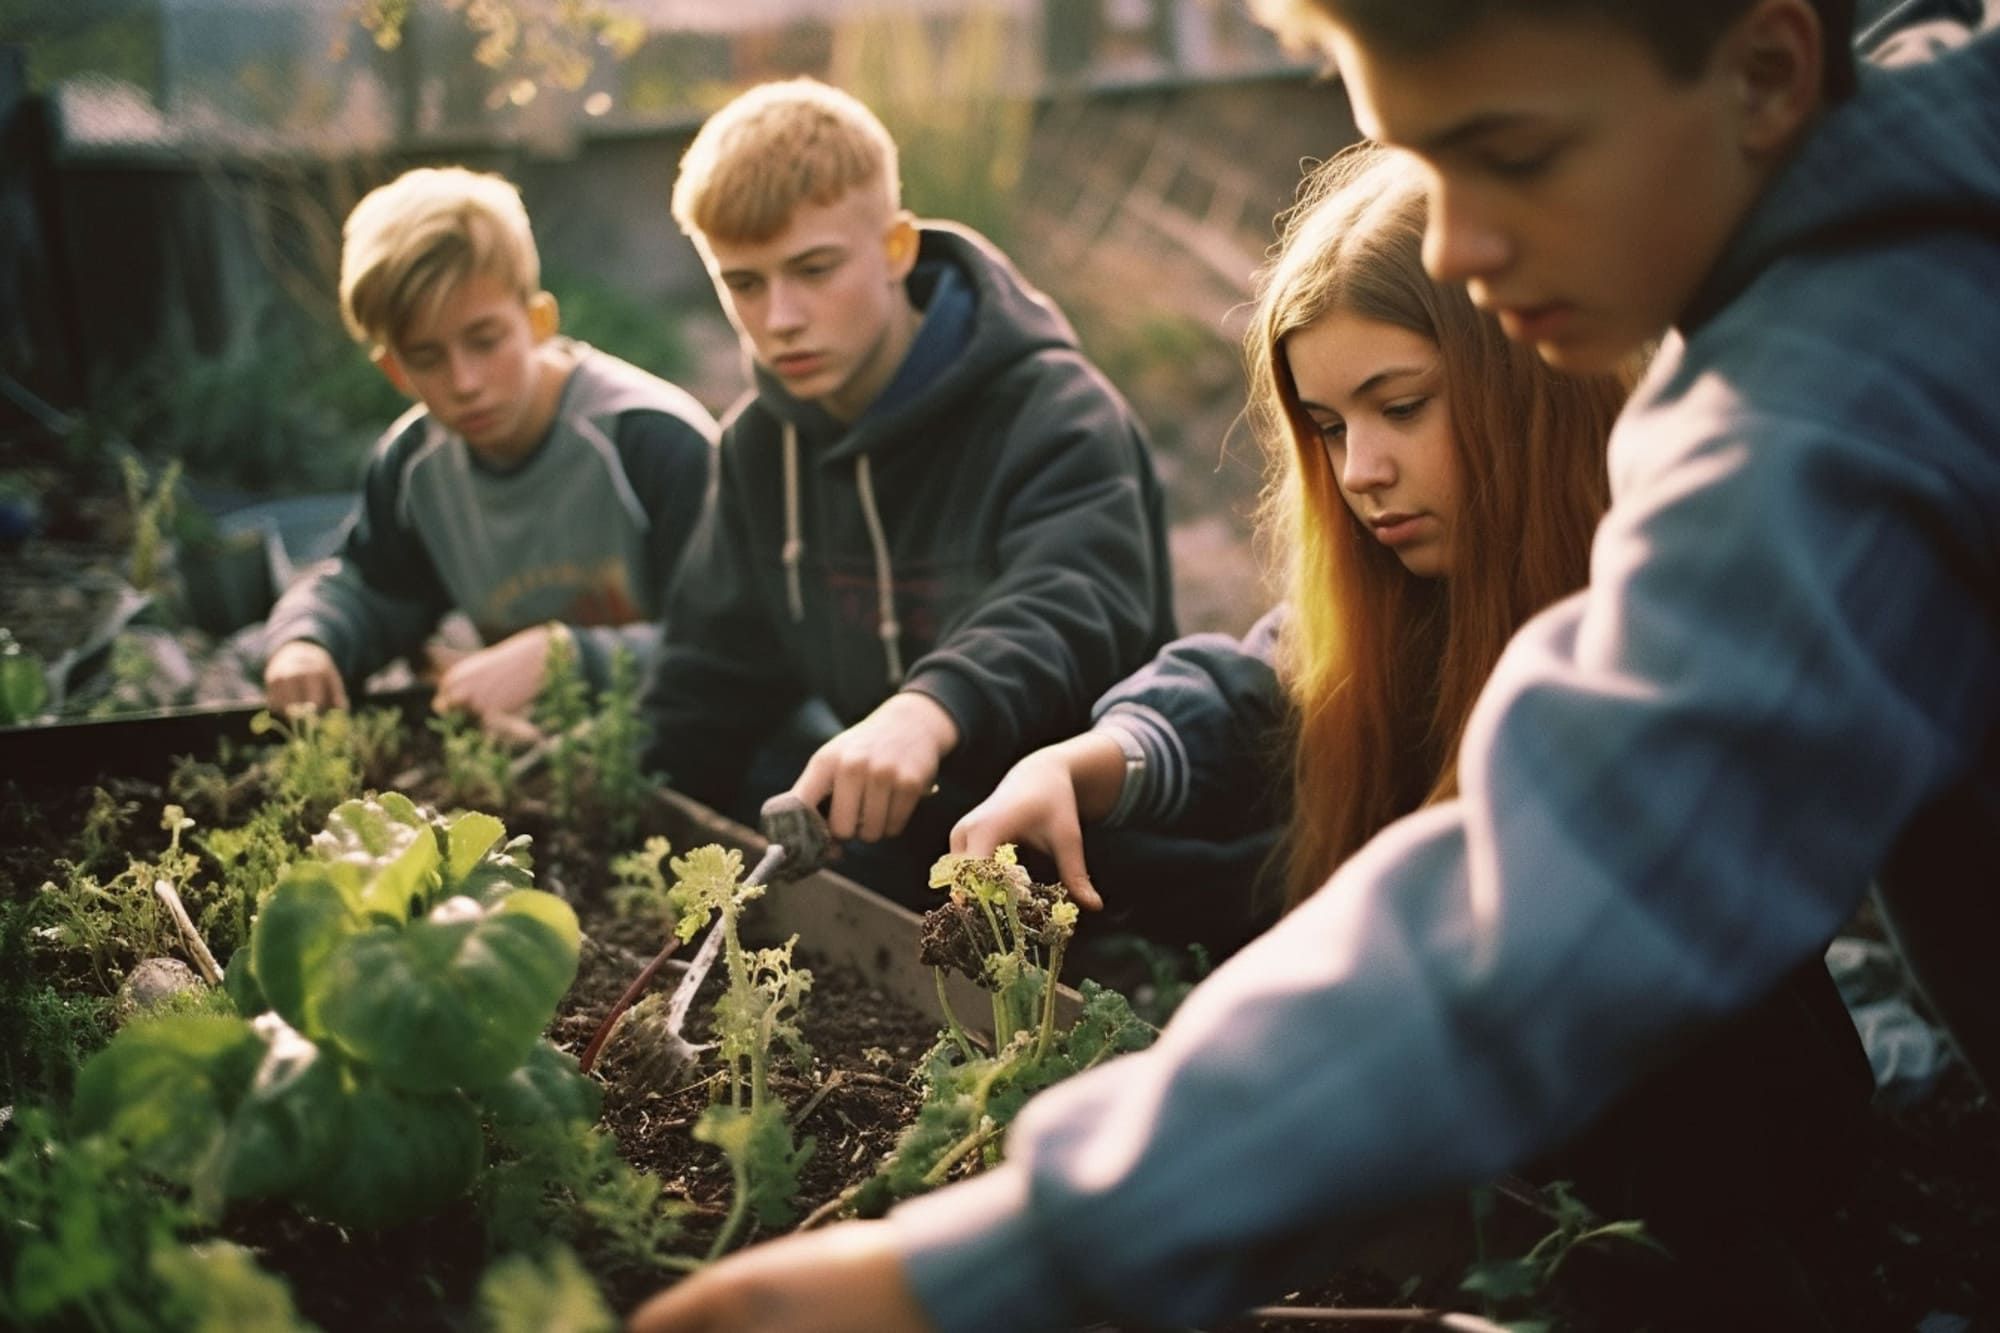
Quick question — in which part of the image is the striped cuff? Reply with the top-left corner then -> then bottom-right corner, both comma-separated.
1092,703 -> 1189,829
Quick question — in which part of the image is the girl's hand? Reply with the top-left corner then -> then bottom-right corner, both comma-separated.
950,733 -> 1126,910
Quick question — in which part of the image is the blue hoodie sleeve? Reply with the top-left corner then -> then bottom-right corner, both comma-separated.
885,324 -> 2000,1330
1091,607 -> 1288,840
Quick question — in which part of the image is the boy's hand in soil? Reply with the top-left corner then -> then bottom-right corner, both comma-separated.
792,692 -> 959,844
625,1222 -> 932,1333
951,733 -> 1125,911
432,624 -> 553,732
264,639 -> 349,714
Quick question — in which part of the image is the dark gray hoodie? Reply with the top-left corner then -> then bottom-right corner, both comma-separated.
641,222 -> 1175,801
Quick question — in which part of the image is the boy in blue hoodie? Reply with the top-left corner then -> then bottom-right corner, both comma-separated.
640,79 -> 1174,895
629,4 -> 2000,1332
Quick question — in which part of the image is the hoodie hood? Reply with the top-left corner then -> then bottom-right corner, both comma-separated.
745,222 -> 1081,463
1683,29 -> 2000,333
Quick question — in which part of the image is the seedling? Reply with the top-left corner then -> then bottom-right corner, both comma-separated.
654,842 -> 815,1256
1461,1181 -> 1669,1331
536,628 -> 591,822
0,627 -> 48,725
432,709 -> 513,810
823,847 -> 1151,1223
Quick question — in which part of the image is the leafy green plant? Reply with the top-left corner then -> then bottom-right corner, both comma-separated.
150,1241 -> 319,1333
77,786 -> 140,875
33,805 -> 205,992
921,844 -> 1077,1054
0,627 -> 49,725
71,793 -> 587,1230
248,705 -> 403,825
120,455 -> 182,595
198,802 -> 299,960
0,1107 -> 195,1330
475,1243 -> 616,1333
477,1117 -> 691,1277
587,646 -> 648,845
433,709 -> 514,811
609,836 -> 677,930
837,847 -> 1151,1220
1461,1181 -> 1669,1333
664,845 -> 815,1256
0,900 -> 117,1106
84,301 -> 393,493
537,629 -> 592,822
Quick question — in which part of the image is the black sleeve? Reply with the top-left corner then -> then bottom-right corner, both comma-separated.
615,407 -> 718,599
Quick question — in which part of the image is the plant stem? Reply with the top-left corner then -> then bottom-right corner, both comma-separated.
921,1120 -> 1003,1188
705,1148 -> 752,1261
934,968 -> 977,1061
797,1179 -> 867,1231
1032,936 -> 1069,1064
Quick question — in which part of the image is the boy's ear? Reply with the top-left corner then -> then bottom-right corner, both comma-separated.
527,290 -> 561,341
1727,0 -> 1824,156
884,212 -> 920,281
371,347 -> 414,397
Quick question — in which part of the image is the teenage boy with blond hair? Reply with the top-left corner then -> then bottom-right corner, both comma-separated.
628,3 -> 2000,1331
640,79 -> 1174,889
264,166 -> 717,729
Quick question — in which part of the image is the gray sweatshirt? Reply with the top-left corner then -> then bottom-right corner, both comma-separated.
264,343 -> 717,691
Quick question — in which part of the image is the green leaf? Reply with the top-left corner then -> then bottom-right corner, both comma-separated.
251,862 -> 366,1036
667,845 -> 742,941
447,826 -> 537,906
478,1040 -> 602,1130
476,1245 -> 616,1333
209,1014 -> 345,1208
296,1078 -> 482,1229
0,646 -> 48,724
444,809 -> 507,880
1460,1257 -> 1543,1302
695,1101 -> 811,1228
312,793 -> 441,920
70,1014 -> 262,1187
153,1241 -> 319,1333
317,890 -> 579,1092
223,945 -> 266,1015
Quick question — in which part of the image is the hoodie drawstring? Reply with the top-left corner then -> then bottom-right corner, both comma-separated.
781,422 -> 804,622
854,454 -> 904,685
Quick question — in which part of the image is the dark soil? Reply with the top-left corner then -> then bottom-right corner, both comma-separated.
2,727 -> 1997,1333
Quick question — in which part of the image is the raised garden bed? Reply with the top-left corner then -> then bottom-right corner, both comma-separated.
3,696 -> 1996,1333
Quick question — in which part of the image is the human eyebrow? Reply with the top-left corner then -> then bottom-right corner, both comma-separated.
784,246 -> 844,270
1413,111 -> 1546,156
1350,364 -> 1431,398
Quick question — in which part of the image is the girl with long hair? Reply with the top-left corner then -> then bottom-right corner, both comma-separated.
950,144 -> 1626,928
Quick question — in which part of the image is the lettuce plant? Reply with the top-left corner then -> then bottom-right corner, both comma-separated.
664,845 -> 815,1256
71,793 -> 589,1230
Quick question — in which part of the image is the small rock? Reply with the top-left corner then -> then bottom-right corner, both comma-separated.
117,957 -> 203,1018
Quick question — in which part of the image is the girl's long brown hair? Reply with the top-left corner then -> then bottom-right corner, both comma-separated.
1248,146 -> 1627,910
